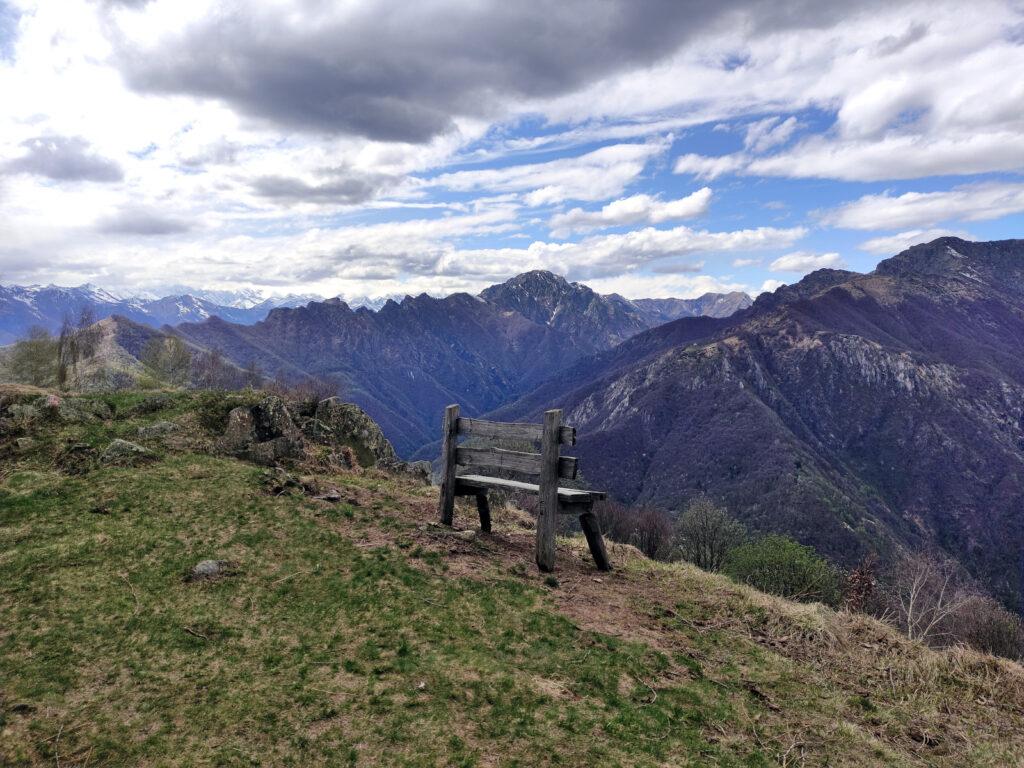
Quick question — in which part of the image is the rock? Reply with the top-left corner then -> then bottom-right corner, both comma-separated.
218,397 -> 305,466
306,397 -> 398,467
137,421 -> 179,439
15,437 -> 34,451
33,395 -> 113,423
100,439 -> 153,466
186,559 -> 237,581
314,488 -> 343,502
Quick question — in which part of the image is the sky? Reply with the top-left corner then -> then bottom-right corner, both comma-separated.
0,0 -> 1022,303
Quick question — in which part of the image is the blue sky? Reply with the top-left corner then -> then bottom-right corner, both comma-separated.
0,0 -> 1022,302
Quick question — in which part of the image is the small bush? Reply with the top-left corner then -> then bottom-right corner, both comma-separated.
194,389 -> 262,433
672,497 -> 746,572
724,534 -> 841,606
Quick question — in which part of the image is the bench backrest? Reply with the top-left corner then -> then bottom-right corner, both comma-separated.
438,405 -> 577,483
445,408 -> 578,482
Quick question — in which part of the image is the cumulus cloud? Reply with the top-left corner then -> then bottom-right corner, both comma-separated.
3,136 -> 123,182
549,187 -> 711,236
858,229 -> 974,255
823,182 -> 1024,230
769,251 -> 844,272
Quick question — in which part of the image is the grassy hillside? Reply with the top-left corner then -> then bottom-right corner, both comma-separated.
2,388 -> 1023,766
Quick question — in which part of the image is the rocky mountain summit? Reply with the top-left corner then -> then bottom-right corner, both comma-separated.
172,272 -> 751,455
498,237 -> 1024,609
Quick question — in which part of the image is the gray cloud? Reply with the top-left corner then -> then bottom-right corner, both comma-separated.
97,207 -> 192,235
4,136 -> 123,182
250,169 -> 394,204
115,0 -> 884,143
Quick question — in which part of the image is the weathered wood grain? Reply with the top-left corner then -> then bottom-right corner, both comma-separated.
455,446 -> 577,480
536,409 -> 561,573
454,474 -> 606,502
456,417 -> 575,446
438,404 -> 460,526
579,510 -> 612,572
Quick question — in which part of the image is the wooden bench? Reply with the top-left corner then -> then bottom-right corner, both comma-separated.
437,404 -> 611,572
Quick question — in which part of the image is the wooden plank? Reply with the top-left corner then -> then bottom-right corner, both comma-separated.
456,474 -> 606,502
535,409 -> 561,573
456,417 -> 575,446
579,511 -> 612,572
475,492 -> 491,533
438,404 -> 460,526
455,446 -> 577,480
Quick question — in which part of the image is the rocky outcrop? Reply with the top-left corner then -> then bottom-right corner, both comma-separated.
100,439 -> 153,466
218,396 -> 305,466
305,397 -> 398,467
216,395 -> 400,469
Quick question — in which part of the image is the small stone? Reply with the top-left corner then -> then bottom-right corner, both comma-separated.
137,421 -> 179,439
455,529 -> 476,541
187,559 -> 236,581
100,439 -> 153,466
15,437 -> 34,451
315,488 -> 343,502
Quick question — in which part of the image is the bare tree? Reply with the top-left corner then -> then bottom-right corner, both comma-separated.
8,326 -> 58,386
142,336 -> 192,386
886,552 -> 975,644
672,496 -> 746,571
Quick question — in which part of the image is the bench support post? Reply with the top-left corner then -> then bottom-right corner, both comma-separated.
579,509 -> 612,571
438,404 -> 460,526
475,492 -> 491,533
535,409 -> 561,572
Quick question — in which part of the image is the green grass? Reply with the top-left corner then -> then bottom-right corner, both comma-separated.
0,454 -> 763,767
2,388 -> 1023,767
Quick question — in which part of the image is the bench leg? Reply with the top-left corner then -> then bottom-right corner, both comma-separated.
476,492 -> 491,533
579,510 -> 612,571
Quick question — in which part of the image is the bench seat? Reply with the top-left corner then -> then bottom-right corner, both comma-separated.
455,474 -> 607,503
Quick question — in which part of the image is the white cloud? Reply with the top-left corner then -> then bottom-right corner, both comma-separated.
584,273 -> 752,300
744,116 -> 798,153
857,229 -> 974,255
732,257 -> 761,267
430,139 -> 670,205
759,279 -> 786,294
673,152 -> 748,180
769,251 -> 844,272
824,182 -> 1024,230
549,187 -> 711,236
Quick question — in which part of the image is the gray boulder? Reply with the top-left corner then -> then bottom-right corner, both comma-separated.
218,397 -> 305,466
100,439 -> 153,466
137,421 -> 179,439
186,559 -> 237,581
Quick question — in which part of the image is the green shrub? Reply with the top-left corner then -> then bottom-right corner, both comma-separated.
194,389 -> 262,433
673,497 -> 746,572
724,534 -> 841,606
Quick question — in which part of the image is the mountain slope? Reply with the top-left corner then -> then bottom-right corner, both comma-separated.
2,387 -> 1022,766
498,238 -> 1024,608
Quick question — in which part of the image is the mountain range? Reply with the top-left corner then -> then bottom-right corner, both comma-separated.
496,237 -> 1024,610
171,271 -> 752,454
0,284 -> 327,344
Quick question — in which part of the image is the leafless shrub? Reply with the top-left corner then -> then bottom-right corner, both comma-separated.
264,373 -> 342,414
882,552 -> 974,645
594,499 -> 673,560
